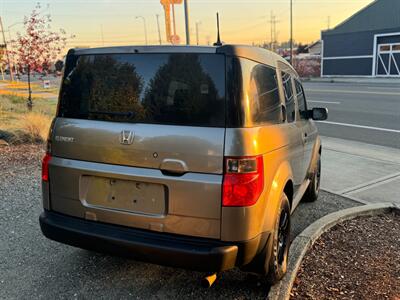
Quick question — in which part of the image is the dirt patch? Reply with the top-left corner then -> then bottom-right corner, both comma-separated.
0,144 -> 44,173
291,213 -> 400,300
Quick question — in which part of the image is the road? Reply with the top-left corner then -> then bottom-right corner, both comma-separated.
303,81 -> 400,149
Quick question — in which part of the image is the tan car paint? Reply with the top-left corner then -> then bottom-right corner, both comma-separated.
220,62 -> 319,242
44,46 -> 321,246
49,156 -> 223,239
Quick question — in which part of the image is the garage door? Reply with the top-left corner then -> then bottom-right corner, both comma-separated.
376,43 -> 400,77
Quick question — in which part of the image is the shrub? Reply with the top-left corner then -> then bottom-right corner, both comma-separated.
18,112 -> 52,143
293,57 -> 321,78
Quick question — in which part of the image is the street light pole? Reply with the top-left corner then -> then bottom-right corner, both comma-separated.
184,0 -> 190,45
135,16 -> 148,45
7,28 -> 17,77
290,0 -> 293,65
195,21 -> 201,45
156,14 -> 162,45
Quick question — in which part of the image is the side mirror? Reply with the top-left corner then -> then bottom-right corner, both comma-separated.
310,107 -> 328,121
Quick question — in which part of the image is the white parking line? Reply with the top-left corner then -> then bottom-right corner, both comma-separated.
307,89 -> 400,96
308,100 -> 341,104
317,121 -> 400,133
366,86 -> 400,91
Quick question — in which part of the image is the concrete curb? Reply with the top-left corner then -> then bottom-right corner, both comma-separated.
268,202 -> 399,300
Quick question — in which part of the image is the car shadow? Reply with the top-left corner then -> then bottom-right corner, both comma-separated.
31,244 -> 270,299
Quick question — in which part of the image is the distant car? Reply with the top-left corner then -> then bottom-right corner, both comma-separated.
39,45 -> 328,284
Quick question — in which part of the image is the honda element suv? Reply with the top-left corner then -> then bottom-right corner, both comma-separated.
39,45 -> 328,284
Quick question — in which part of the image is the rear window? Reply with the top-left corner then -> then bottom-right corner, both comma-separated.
59,53 -> 225,127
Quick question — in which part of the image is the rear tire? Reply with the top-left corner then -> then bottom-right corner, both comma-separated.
266,193 -> 291,285
302,153 -> 321,202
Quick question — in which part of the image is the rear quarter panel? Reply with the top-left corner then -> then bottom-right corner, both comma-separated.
221,125 -> 295,242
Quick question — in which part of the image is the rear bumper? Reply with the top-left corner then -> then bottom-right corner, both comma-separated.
39,210 -> 269,272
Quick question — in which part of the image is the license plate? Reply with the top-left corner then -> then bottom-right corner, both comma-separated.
80,176 -> 166,216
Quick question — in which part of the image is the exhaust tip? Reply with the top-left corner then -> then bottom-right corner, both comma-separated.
201,273 -> 218,288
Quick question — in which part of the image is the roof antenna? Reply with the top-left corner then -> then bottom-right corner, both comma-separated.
213,12 -> 222,46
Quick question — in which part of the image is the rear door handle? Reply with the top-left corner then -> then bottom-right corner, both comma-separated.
160,159 -> 188,176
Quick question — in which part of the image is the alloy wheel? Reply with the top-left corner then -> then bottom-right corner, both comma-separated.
277,208 -> 290,264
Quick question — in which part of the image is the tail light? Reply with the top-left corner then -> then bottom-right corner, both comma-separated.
222,156 -> 264,207
41,153 -> 52,182
42,118 -> 55,182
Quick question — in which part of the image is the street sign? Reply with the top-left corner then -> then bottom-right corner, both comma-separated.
43,80 -> 51,89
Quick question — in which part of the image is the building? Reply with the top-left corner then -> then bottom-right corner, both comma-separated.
321,0 -> 400,77
306,40 -> 322,56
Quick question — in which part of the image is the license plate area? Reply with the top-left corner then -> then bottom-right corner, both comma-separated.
79,176 -> 167,216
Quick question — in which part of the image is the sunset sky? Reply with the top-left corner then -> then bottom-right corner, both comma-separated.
2,0 -> 374,49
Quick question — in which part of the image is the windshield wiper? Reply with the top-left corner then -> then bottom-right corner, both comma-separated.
88,110 -> 135,118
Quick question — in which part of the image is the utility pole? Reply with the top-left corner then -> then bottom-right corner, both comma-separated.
268,11 -> 279,52
327,16 -> 331,30
0,17 -> 14,81
135,16 -> 148,45
290,0 -> 293,65
195,21 -> 201,45
156,14 -> 162,45
270,11 -> 274,50
184,0 -> 190,45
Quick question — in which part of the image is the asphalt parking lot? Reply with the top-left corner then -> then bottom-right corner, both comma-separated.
0,149 -> 360,299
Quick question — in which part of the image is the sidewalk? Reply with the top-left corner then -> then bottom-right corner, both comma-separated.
320,136 -> 400,204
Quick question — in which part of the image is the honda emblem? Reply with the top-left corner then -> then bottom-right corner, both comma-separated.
120,130 -> 134,145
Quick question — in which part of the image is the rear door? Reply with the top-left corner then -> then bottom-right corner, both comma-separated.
49,52 -> 226,239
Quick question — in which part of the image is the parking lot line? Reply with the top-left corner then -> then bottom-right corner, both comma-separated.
308,100 -> 341,104
318,121 -> 400,133
307,89 -> 400,96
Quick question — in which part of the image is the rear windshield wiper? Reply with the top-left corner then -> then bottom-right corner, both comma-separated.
88,110 -> 135,118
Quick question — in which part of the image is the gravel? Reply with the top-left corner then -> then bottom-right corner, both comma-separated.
290,191 -> 361,240
0,145 -> 361,299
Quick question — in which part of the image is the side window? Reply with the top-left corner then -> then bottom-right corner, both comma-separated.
282,72 -> 295,122
250,64 -> 281,124
295,80 -> 308,120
